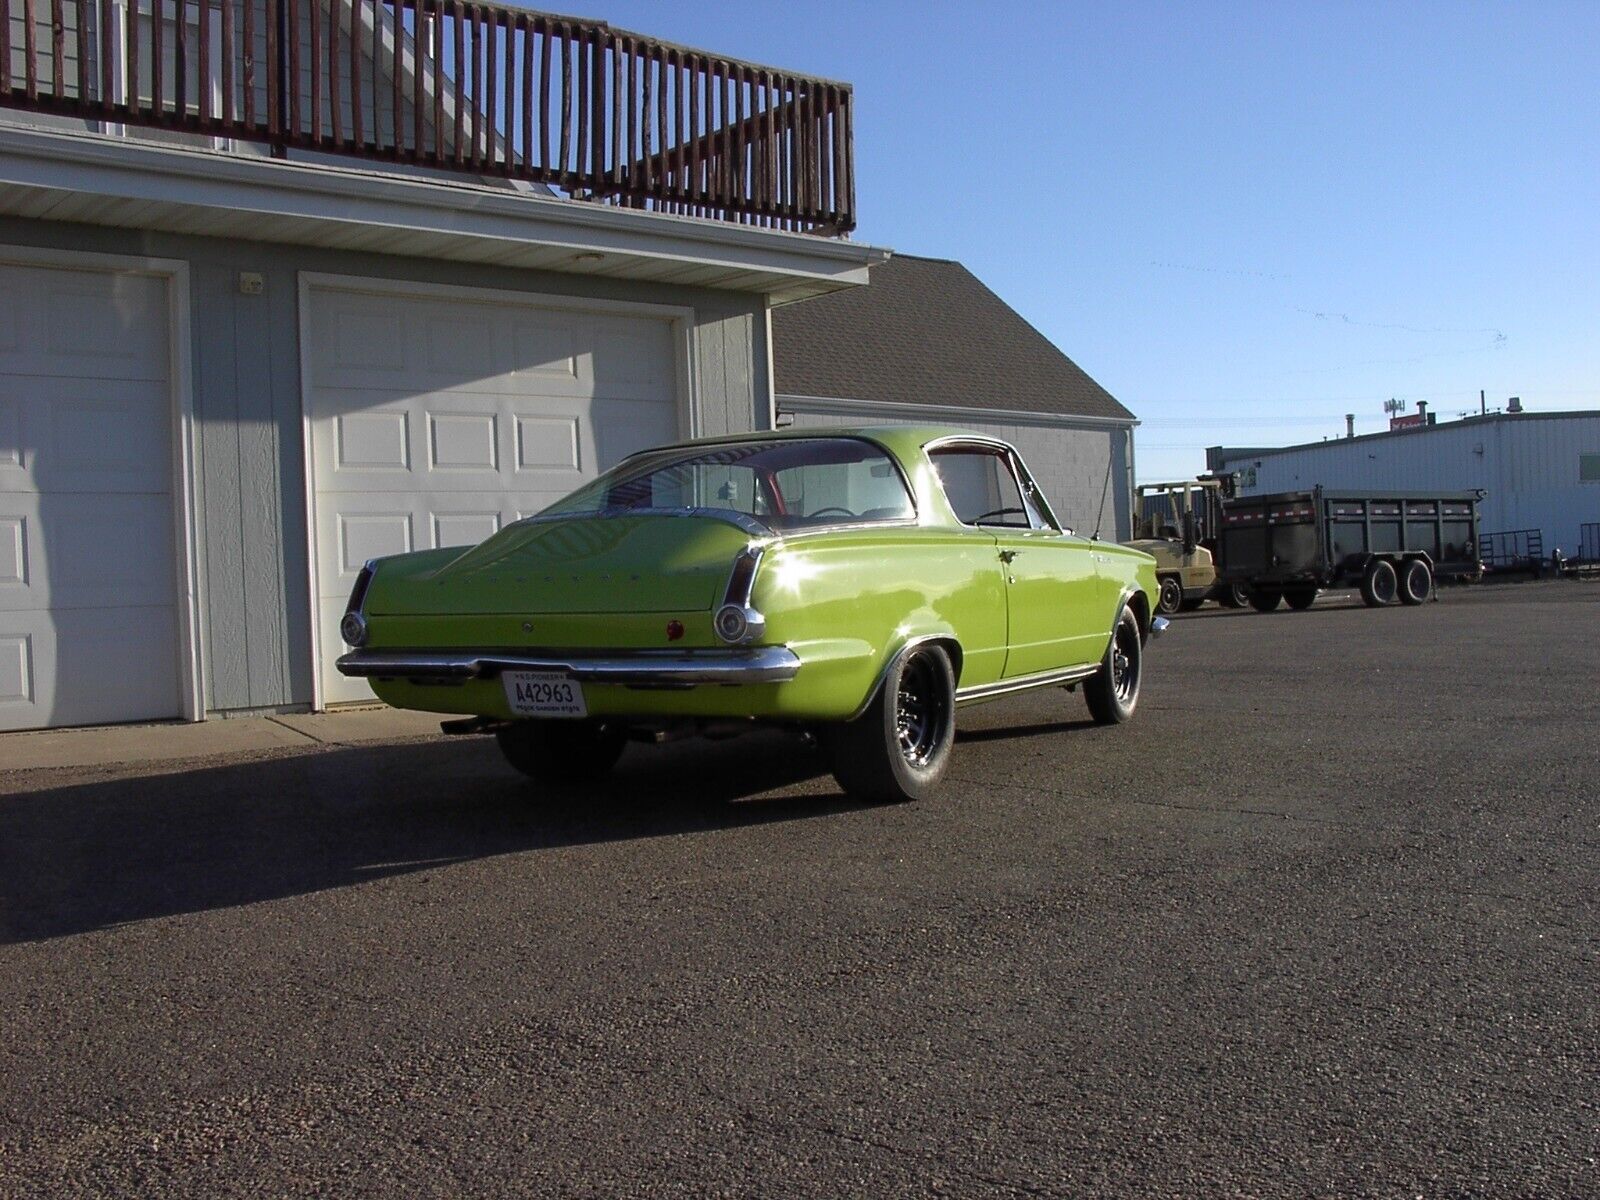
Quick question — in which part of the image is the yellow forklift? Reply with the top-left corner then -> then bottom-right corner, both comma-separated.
1124,476 -> 1248,614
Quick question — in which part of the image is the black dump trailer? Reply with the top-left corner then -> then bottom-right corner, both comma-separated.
1216,488 -> 1482,612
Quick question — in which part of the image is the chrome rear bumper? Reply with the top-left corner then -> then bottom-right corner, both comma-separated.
335,646 -> 801,687
1150,616 -> 1171,639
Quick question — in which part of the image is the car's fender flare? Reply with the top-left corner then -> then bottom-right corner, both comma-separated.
844,631 -> 964,723
1099,588 -> 1153,663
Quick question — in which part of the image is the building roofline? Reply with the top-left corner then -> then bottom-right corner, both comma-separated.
1209,409 -> 1600,464
778,393 -> 1138,430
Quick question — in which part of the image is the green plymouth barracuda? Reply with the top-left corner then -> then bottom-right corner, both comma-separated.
337,426 -> 1165,801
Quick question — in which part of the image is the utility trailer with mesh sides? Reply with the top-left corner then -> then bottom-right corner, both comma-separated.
1215,489 -> 1482,612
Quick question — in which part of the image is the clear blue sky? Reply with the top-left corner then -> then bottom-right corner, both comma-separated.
591,0 -> 1599,480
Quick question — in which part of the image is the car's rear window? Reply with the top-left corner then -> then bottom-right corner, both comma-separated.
539,438 -> 915,531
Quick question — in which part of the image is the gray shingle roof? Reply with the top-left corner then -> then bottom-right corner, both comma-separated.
770,253 -> 1134,422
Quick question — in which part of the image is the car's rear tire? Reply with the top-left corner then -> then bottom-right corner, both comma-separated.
1156,576 -> 1184,615
496,719 -> 627,783
1398,559 -> 1433,605
822,643 -> 955,803
1284,585 -> 1318,611
1084,608 -> 1142,725
1361,559 -> 1398,607
1248,586 -> 1283,613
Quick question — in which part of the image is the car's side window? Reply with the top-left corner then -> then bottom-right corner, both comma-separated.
772,457 -> 914,521
929,447 -> 1034,529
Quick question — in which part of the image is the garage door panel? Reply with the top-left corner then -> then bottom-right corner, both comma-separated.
0,267 -> 167,382
324,504 -> 418,580
590,396 -> 682,470
0,583 -> 180,729
426,410 -> 501,473
0,377 -> 171,494
334,408 -> 413,473
44,606 -> 182,728
0,515 -> 27,589
30,493 -> 174,610
508,319 -> 579,382
0,630 -> 33,707
431,510 -> 503,550
308,283 -> 680,704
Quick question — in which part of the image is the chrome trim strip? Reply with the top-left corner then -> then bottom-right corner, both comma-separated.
955,663 -> 1099,707
722,544 -> 765,607
335,646 -> 801,686
516,506 -> 774,537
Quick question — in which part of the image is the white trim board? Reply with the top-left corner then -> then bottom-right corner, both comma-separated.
296,271 -> 699,711
0,243 -> 206,723
0,125 -> 889,302
777,393 -> 1139,431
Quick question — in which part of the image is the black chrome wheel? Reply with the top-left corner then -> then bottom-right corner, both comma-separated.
895,653 -> 950,768
1086,608 -> 1143,725
1110,621 -> 1139,705
823,644 -> 956,803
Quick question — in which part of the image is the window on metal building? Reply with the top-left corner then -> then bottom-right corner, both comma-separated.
1581,453 -> 1600,483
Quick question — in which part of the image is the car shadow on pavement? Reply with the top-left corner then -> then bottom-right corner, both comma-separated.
956,717 -> 1099,743
0,731 -> 858,945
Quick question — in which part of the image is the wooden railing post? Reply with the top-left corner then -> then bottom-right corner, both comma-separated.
265,0 -> 285,153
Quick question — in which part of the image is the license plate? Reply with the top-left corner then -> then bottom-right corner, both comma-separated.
501,671 -> 587,718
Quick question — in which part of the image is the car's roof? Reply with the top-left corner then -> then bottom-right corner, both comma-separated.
644,424 -> 1007,464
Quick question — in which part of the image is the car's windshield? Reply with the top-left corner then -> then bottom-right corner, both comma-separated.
538,437 -> 916,531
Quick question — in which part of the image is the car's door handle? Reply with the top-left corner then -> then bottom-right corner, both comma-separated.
998,549 -> 1019,563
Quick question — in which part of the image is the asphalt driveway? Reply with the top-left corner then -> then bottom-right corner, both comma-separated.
1,581 -> 1595,1196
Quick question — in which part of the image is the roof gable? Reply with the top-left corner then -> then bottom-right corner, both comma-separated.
771,254 -> 1133,422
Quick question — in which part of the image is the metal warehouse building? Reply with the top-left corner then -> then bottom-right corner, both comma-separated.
1208,410 -> 1600,563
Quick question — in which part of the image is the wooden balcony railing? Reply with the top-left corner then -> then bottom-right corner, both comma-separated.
0,0 -> 855,233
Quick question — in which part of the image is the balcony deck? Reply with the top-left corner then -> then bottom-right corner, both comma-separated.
0,0 -> 854,235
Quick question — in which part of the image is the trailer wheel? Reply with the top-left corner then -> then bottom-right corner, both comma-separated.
1398,559 -> 1433,605
1361,559 -> 1398,607
1219,583 -> 1250,609
1284,586 -> 1318,611
1248,586 -> 1282,613
1156,576 -> 1184,615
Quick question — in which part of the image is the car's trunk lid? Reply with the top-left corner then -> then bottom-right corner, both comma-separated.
369,514 -> 755,615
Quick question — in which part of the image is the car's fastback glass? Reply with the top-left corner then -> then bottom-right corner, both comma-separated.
539,438 -> 916,532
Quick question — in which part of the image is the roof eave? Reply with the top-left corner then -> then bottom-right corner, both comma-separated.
0,123 -> 889,300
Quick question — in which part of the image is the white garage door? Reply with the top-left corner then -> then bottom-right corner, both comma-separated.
306,282 -> 683,704
0,260 -> 184,731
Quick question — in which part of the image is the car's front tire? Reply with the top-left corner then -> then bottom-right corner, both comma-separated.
496,719 -> 627,784
822,643 -> 955,803
1084,608 -> 1142,724
1156,576 -> 1184,615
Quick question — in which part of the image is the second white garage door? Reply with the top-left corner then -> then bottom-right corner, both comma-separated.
305,281 -> 685,705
